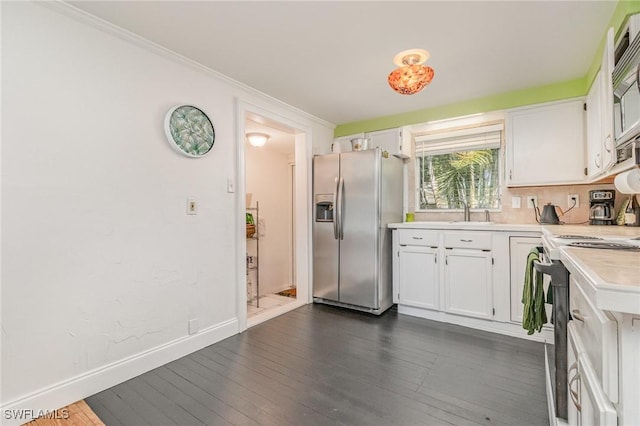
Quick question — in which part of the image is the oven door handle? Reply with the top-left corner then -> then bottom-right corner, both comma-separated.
533,259 -> 556,275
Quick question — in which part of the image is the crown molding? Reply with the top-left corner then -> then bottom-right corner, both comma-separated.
37,1 -> 335,130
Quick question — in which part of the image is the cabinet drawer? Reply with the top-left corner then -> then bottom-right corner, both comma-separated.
569,276 -> 618,403
443,232 -> 492,250
397,229 -> 438,246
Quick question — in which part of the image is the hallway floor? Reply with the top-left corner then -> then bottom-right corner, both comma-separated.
247,293 -> 296,317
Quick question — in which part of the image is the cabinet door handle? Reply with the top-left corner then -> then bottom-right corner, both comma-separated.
434,254 -> 437,264
604,135 -> 612,153
568,365 -> 582,412
412,237 -> 423,240
572,309 -> 585,322
460,239 -> 473,242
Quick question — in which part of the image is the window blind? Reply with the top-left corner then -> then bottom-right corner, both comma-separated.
415,123 -> 503,156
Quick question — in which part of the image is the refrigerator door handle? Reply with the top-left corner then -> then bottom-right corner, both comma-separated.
333,177 -> 339,239
338,177 -> 345,240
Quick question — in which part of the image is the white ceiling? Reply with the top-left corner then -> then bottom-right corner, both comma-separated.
68,1 -> 617,125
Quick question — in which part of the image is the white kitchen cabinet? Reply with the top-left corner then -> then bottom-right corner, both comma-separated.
365,128 -> 403,156
391,226 -> 550,342
397,245 -> 439,310
586,28 -> 616,178
568,323 -> 580,426
333,128 -> 403,156
444,249 -> 493,320
506,99 -> 586,186
567,322 -> 618,426
332,132 -> 364,153
601,28 -> 615,171
586,70 -> 605,178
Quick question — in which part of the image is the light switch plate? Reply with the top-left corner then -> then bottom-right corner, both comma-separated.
511,197 -> 521,209
187,197 -> 198,215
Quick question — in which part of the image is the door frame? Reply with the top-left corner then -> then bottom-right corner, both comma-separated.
235,100 -> 313,331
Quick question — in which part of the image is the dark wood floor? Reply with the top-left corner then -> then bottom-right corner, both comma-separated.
86,304 -> 549,426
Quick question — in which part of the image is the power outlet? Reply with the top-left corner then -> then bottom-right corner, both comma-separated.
526,196 -> 538,209
188,318 -> 199,335
568,194 -> 579,208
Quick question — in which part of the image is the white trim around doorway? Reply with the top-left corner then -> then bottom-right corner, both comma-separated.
235,99 -> 313,332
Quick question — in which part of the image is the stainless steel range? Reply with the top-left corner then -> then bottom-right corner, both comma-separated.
537,229 -> 640,421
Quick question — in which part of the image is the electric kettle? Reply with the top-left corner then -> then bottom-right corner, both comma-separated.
539,203 -> 560,224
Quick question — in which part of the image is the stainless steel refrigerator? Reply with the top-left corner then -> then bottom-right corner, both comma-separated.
312,148 -> 403,314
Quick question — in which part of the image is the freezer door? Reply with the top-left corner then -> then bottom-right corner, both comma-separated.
312,154 -> 340,301
338,149 -> 380,308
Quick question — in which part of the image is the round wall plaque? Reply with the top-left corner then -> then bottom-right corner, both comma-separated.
164,105 -> 215,157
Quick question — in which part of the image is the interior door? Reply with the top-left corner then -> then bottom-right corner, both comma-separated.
338,149 -> 379,308
312,154 -> 340,301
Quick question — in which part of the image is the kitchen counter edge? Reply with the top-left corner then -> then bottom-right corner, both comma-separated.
388,222 -> 541,232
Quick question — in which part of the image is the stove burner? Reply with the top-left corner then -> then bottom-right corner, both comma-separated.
568,241 -> 640,251
557,235 -> 604,240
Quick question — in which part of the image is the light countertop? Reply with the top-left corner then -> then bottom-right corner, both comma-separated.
542,224 -> 640,240
542,225 -> 640,315
388,222 -> 541,232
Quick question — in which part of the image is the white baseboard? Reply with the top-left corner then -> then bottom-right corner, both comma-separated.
0,318 -> 238,426
398,304 -> 554,343
247,300 -> 306,328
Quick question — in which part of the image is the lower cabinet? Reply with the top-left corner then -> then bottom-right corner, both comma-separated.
568,321 -> 618,426
444,249 -> 493,320
392,227 -> 550,342
397,245 -> 439,310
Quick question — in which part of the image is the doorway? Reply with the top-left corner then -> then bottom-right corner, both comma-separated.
236,102 -> 312,330
244,118 -> 297,317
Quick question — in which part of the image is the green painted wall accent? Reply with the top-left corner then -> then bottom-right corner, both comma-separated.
335,1 -> 640,138
335,78 -> 585,136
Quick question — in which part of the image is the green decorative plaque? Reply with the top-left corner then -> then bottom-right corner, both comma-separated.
164,105 -> 215,157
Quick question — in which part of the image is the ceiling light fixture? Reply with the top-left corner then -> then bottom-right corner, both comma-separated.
246,132 -> 270,147
388,48 -> 435,95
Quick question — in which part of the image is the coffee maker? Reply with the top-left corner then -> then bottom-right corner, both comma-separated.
589,190 -> 615,225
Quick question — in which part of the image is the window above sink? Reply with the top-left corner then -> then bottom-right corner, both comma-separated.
414,123 -> 503,212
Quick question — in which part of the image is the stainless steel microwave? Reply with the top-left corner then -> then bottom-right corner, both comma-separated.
613,31 -> 640,149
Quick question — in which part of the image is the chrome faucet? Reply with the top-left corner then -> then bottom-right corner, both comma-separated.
461,200 -> 471,222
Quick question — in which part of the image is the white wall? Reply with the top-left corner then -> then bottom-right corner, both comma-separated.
245,144 -> 293,296
0,2 -> 333,420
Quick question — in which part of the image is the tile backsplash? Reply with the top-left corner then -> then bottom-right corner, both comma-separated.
410,183 -> 630,225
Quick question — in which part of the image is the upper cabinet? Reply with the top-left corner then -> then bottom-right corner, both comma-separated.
587,28 -> 616,179
506,99 -> 586,186
601,28 -> 615,171
332,128 -> 403,156
365,128 -> 403,156
586,70 -> 605,178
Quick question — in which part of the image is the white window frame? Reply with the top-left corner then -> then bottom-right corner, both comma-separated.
414,123 -> 504,213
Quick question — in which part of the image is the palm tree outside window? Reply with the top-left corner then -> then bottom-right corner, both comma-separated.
415,124 -> 502,211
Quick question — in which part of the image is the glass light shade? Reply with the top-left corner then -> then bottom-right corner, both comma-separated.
388,64 -> 435,95
246,132 -> 269,147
